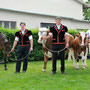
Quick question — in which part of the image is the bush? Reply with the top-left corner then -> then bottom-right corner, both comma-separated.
0,27 -> 88,62
0,27 -> 43,62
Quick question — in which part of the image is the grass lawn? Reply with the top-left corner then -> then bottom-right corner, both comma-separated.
0,60 -> 90,90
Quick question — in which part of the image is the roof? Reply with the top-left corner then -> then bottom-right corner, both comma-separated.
0,8 -> 90,23
75,0 -> 90,8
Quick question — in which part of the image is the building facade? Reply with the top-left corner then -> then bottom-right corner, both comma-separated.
0,0 -> 90,29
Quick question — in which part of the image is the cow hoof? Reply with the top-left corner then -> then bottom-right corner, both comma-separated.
85,64 -> 87,67
5,68 -> 8,70
68,59 -> 71,62
76,67 -> 79,70
42,69 -> 46,72
73,66 -> 75,69
82,67 -> 85,70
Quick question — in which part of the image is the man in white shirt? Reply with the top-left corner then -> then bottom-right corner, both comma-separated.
42,17 -> 69,75
11,22 -> 33,73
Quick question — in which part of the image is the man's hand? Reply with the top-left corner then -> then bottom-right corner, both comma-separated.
10,48 -> 15,52
65,43 -> 69,48
30,47 -> 33,52
10,40 -> 17,53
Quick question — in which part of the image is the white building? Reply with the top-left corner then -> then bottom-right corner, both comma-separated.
0,0 -> 90,29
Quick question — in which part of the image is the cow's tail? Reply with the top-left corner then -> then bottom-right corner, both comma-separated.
68,52 -> 72,62
68,48 -> 73,62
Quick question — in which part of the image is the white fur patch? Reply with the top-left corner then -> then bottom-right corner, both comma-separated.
45,51 -> 52,58
39,27 -> 49,32
38,27 -> 49,44
79,32 -> 86,46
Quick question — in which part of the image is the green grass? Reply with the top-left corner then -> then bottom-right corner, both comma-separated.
0,60 -> 90,90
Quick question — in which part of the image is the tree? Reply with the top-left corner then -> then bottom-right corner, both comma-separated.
83,0 -> 90,20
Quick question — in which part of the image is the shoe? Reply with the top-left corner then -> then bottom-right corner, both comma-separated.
52,71 -> 56,75
15,71 -> 20,74
23,71 -> 26,73
61,71 -> 66,74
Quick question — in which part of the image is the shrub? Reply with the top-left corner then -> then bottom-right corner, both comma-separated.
0,27 -> 88,62
0,27 -> 43,62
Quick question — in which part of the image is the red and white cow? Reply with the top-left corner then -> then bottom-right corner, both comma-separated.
69,31 -> 89,69
38,27 -> 52,71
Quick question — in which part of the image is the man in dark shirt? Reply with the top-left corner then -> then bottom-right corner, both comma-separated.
42,17 -> 69,75
11,22 -> 33,73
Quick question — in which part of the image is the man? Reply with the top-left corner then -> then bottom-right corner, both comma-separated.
42,17 -> 69,75
11,22 -> 33,73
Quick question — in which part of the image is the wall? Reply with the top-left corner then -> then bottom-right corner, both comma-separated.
0,0 -> 83,19
0,9 -> 90,29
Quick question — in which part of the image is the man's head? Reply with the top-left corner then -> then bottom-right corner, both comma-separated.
55,17 -> 62,26
20,22 -> 26,30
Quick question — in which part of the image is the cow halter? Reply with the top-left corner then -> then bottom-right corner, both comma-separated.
42,43 -> 66,53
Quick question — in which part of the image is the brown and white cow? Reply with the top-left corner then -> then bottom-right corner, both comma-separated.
38,27 -> 52,71
38,27 -> 74,71
69,31 -> 89,69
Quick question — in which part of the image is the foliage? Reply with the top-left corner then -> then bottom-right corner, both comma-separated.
0,27 -> 43,61
83,0 -> 90,20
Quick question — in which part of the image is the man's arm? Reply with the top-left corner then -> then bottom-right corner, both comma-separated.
30,39 -> 33,52
29,33 -> 33,52
10,40 -> 18,52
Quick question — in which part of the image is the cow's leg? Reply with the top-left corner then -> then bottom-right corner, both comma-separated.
68,48 -> 74,62
82,49 -> 88,69
73,57 -> 76,69
82,59 -> 85,69
76,58 -> 79,70
68,50 -> 72,62
82,56 -> 87,69
4,54 -> 7,70
42,53 -> 48,72
70,49 -> 76,68
84,56 -> 87,67
84,48 -> 88,67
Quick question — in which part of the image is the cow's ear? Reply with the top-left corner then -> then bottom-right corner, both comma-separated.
85,34 -> 87,37
47,26 -> 50,33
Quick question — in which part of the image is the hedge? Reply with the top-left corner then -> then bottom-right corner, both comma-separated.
0,27 -> 88,62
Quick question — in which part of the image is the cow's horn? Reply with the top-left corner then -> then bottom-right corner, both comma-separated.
48,26 -> 50,32
36,26 -> 39,31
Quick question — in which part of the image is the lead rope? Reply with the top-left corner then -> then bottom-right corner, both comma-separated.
9,51 -> 30,62
42,43 -> 67,53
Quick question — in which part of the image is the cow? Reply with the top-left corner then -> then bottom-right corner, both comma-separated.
0,33 -> 11,70
38,28 -> 52,71
69,31 -> 89,69
38,27 -> 74,71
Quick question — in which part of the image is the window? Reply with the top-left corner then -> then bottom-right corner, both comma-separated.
41,23 -> 55,28
11,22 -> 16,29
0,21 -> 16,29
4,21 -> 9,28
0,21 -> 2,27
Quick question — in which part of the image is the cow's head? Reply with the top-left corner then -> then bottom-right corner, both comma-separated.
38,27 -> 49,44
75,32 -> 87,47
